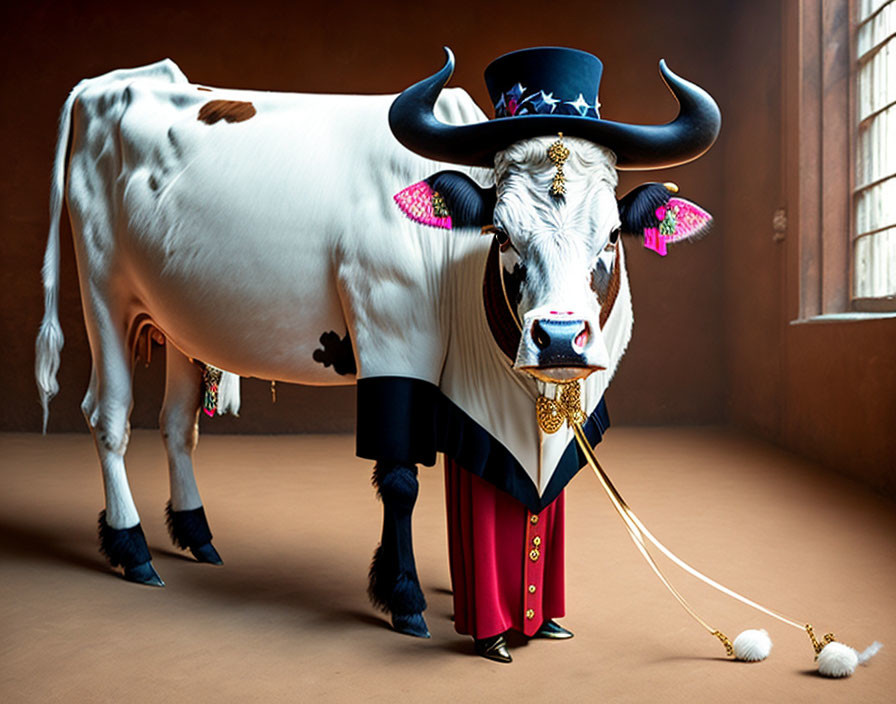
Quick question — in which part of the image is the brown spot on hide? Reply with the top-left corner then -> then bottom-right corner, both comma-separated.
197,100 -> 256,125
598,244 -> 622,329
482,240 -> 521,361
197,86 -> 212,91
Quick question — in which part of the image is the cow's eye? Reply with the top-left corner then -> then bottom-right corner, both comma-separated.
609,226 -> 621,244
494,228 -> 512,251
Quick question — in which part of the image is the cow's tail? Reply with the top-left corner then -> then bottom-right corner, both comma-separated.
36,84 -> 79,433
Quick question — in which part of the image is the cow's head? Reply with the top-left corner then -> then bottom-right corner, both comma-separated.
390,49 -> 719,383
489,135 -> 619,381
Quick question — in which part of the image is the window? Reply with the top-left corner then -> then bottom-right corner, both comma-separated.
854,0 -> 896,310
785,0 -> 896,319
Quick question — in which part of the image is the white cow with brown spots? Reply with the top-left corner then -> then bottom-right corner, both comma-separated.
36,50 -> 718,640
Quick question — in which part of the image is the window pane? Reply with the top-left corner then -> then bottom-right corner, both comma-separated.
857,0 -> 894,57
854,228 -> 896,297
855,175 -> 896,235
859,0 -> 892,24
856,37 -> 896,122
856,105 -> 896,188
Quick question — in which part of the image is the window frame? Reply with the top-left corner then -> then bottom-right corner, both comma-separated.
784,0 -> 896,321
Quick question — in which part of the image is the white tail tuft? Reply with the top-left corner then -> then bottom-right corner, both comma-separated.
216,371 -> 241,417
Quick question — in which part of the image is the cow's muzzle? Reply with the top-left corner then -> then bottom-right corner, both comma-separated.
514,311 -> 608,382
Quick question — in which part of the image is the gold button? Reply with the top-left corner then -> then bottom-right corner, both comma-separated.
528,584 -> 536,594
530,515 -> 539,525
529,549 -> 540,561
532,536 -> 541,547
526,608 -> 535,620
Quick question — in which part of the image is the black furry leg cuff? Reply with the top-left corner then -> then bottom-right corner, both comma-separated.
368,544 -> 427,615
165,502 -> 213,550
98,510 -> 152,568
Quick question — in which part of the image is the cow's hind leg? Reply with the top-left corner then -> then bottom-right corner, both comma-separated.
82,306 -> 163,587
160,345 -> 222,565
369,463 -> 429,638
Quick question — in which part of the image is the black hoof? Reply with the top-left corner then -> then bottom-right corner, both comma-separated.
166,503 -> 215,559
124,561 -> 165,587
474,634 -> 512,663
190,542 -> 223,565
392,612 -> 431,638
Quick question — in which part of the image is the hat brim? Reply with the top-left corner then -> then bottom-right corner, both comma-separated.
389,48 -> 721,170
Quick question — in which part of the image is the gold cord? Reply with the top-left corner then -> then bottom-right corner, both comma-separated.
535,381 -> 814,656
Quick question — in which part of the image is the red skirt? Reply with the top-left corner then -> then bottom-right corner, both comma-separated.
444,458 -> 566,639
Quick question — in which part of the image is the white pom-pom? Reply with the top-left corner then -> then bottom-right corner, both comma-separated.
815,640 -> 882,677
733,629 -> 772,662
817,642 -> 859,677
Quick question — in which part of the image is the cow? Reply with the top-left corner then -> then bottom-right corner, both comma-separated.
36,48 -> 719,641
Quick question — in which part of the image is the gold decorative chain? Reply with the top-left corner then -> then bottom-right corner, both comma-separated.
536,380 -> 585,433
805,624 -> 836,656
712,630 -> 735,657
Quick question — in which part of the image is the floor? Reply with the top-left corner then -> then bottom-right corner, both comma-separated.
1,428 -> 893,703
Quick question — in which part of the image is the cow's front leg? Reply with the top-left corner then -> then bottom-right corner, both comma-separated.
160,345 -> 222,565
369,463 -> 429,638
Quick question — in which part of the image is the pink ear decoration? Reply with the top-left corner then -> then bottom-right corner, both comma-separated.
643,197 -> 712,256
643,227 -> 668,256
394,180 -> 453,230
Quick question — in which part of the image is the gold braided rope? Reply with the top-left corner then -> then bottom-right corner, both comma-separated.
536,380 -> 830,657
806,624 -> 837,658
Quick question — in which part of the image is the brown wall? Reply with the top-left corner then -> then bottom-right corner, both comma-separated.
721,0 -> 896,495
1,0 -> 729,434
3,1 -> 892,493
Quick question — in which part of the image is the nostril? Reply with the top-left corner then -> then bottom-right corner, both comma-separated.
532,320 -> 551,350
573,323 -> 589,352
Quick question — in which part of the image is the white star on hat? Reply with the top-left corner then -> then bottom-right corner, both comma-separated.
507,83 -> 527,101
566,93 -> 592,116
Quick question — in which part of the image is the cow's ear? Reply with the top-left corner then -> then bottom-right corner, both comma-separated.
617,182 -> 712,256
394,171 -> 496,230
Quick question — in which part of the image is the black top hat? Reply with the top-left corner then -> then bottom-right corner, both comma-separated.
389,47 -> 721,170
485,47 -> 603,119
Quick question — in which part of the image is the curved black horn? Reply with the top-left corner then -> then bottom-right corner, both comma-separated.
389,48 -> 485,163
608,60 -> 722,169
389,49 -> 721,170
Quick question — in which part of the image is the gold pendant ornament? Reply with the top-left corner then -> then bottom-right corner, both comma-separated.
536,380 -> 584,433
547,132 -> 570,198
